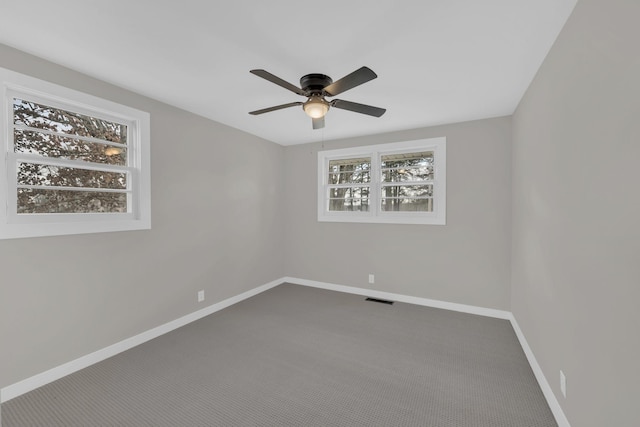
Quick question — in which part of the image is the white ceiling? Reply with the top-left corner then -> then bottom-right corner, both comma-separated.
0,0 -> 577,146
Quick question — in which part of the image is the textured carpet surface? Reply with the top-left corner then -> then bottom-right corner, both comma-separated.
2,283 -> 557,426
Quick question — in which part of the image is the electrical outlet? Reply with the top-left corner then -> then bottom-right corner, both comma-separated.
368,274 -> 375,284
560,370 -> 566,398
197,290 -> 205,302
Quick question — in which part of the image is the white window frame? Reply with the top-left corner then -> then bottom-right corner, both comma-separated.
318,138 -> 446,225
0,67 -> 151,239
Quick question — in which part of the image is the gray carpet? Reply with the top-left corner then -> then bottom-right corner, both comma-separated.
2,283 -> 557,426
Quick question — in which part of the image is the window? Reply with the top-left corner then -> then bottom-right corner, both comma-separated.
0,67 -> 150,239
327,157 -> 371,212
318,138 -> 446,224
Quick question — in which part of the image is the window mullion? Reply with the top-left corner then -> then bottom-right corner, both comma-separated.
16,184 -> 131,194
6,153 -> 17,218
370,153 -> 380,216
380,180 -> 433,187
327,183 -> 371,189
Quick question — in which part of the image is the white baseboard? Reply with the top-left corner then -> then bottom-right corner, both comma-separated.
508,314 -> 571,427
283,277 -> 511,319
0,278 -> 282,403
1,276 -> 571,427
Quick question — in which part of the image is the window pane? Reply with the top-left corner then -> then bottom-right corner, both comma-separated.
17,189 -> 127,214
329,170 -> 371,184
381,198 -> 433,212
13,98 -> 127,144
328,186 -> 370,211
14,130 -> 126,166
329,198 -> 370,212
381,151 -> 433,169
381,165 -> 433,182
18,163 -> 127,190
381,166 -> 433,183
328,157 -> 371,184
381,152 -> 434,183
380,184 -> 433,198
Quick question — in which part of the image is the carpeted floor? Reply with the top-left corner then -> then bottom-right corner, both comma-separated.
2,283 -> 557,426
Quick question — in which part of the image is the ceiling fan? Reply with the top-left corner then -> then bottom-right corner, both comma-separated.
249,66 -> 386,129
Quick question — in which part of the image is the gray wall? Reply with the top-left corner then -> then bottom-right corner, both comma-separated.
511,1 -> 640,426
0,44 -> 285,389
284,117 -> 512,310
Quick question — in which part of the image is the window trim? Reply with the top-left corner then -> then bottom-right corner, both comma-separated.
0,67 -> 151,239
317,138 -> 446,225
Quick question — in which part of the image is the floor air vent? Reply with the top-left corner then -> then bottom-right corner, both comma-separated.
366,297 -> 394,305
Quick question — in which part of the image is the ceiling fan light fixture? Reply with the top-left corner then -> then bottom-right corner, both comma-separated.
303,96 -> 329,118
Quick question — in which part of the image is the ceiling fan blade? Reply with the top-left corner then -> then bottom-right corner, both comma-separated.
330,99 -> 386,117
250,69 -> 306,96
323,67 -> 378,97
312,116 -> 325,129
249,102 -> 303,115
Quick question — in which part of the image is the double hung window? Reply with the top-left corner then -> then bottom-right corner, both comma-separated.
318,138 -> 446,224
1,67 -> 151,239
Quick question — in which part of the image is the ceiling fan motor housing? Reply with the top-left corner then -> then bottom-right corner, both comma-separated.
300,74 -> 333,95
